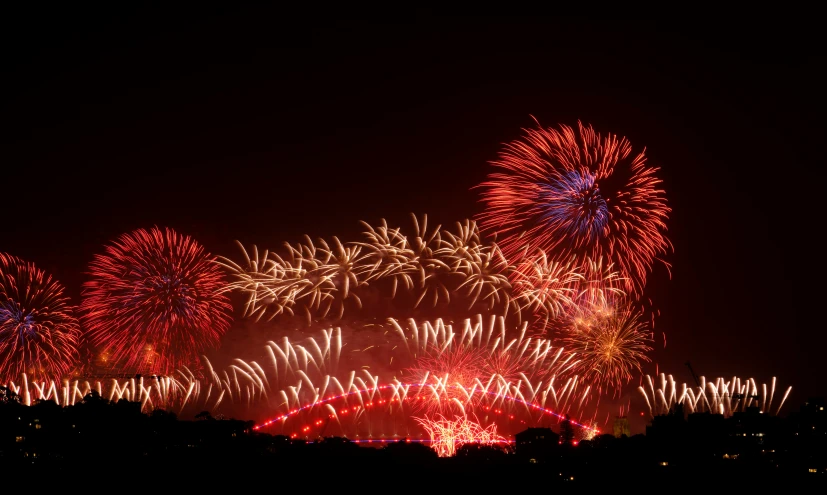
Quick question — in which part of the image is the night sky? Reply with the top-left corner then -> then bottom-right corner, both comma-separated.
3,8 -> 825,413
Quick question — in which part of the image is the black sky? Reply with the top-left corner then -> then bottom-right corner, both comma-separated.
2,8 -> 825,408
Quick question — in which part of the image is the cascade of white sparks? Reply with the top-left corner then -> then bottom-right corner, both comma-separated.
0,316 -> 606,438
638,373 -> 792,418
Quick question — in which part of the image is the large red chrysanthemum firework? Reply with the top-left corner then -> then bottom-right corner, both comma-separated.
81,227 -> 232,375
0,253 -> 81,382
477,121 -> 671,293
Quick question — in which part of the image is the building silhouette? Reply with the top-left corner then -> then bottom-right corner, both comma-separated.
613,416 -> 630,438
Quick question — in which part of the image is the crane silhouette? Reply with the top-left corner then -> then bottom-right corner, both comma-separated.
684,361 -> 701,387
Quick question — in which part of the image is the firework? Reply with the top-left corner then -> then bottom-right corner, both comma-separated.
220,215 -> 515,323
0,315 -> 606,441
403,346 -> 490,415
442,223 -> 513,311
639,373 -> 793,418
415,414 -> 508,457
241,365 -> 600,442
572,257 -> 627,311
2,364 -> 601,438
283,236 -> 372,322
476,120 -> 671,293
81,227 -> 233,375
356,218 -> 417,298
217,242 -> 298,322
407,214 -> 455,308
0,254 -> 81,382
387,315 -> 579,378
391,315 -> 579,416
510,250 -> 581,324
1,372 -> 196,411
560,303 -> 653,393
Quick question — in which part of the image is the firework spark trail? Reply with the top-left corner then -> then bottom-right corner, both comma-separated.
407,214 -> 454,308
217,216 -> 652,404
388,316 -> 581,382
0,314 -> 604,435
219,213 -> 639,365
449,240 -> 512,311
281,236 -> 373,323
476,120 -> 672,294
415,414 -> 507,457
356,219 -> 417,297
11,373 -> 517,423
775,385 -> 792,416
203,319 -> 590,432
245,376 -> 599,438
424,219 -> 515,314
2,373 -> 188,408
510,250 -> 581,323
0,253 -> 82,382
638,373 -> 792,417
81,227 -> 233,375
506,250 -> 632,336
219,215 -> 519,323
575,257 -> 628,311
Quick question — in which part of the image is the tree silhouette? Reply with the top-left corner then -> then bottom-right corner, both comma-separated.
383,439 -> 439,463
195,410 -> 214,421
80,390 -> 110,406
150,408 -> 177,421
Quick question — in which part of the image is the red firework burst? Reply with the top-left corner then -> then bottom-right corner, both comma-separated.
0,253 -> 81,382
81,227 -> 233,375
476,120 -> 671,293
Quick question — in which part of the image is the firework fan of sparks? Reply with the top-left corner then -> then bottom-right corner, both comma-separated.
0,253 -> 81,382
220,215 -> 515,323
639,373 -> 793,418
507,250 -> 629,339
438,220 -> 513,311
572,257 -> 628,312
386,315 -> 584,417
415,414 -> 508,457
560,303 -> 653,394
284,235 -> 372,322
408,345 -> 489,386
402,346 -> 493,416
406,214 -> 454,308
1,316 -> 607,438
356,218 -> 416,298
510,250 -> 582,322
211,316 -> 592,429
476,120 -> 672,293
388,315 -> 579,379
81,227 -> 233,375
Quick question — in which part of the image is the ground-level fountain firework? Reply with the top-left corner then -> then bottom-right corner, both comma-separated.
0,121 -> 796,455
